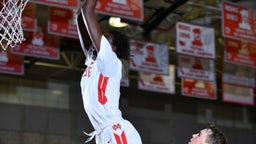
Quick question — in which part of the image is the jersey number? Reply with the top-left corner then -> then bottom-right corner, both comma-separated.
98,73 -> 109,105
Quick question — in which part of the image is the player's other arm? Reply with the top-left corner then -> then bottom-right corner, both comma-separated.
81,0 -> 102,52
76,10 -> 91,56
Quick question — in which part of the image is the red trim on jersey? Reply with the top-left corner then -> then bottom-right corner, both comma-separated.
98,73 -> 108,105
114,131 -> 127,144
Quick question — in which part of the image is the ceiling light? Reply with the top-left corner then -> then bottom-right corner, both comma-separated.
109,17 -> 128,28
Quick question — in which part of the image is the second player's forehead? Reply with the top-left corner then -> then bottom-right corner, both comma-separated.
201,128 -> 213,135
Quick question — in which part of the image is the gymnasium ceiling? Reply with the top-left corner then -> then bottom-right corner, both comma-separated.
4,0 -> 255,82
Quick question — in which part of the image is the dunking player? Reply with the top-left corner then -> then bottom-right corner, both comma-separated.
76,0 -> 142,143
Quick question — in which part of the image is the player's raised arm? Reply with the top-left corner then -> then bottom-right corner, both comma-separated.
81,0 -> 102,52
76,10 -> 91,56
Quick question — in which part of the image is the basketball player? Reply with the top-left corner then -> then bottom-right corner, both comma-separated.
188,123 -> 228,144
77,0 -> 142,143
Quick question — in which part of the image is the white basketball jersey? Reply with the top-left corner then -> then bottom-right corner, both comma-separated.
80,36 -> 123,131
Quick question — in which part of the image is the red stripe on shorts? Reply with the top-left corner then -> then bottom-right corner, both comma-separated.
114,131 -> 127,144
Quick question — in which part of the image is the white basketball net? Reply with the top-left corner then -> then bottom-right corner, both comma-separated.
0,0 -> 29,51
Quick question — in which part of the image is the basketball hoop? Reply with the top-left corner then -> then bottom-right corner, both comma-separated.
0,0 -> 29,51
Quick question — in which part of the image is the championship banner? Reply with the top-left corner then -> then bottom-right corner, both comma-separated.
222,83 -> 254,106
31,0 -> 79,9
129,39 -> 169,75
225,38 -> 256,67
11,26 -> 60,60
22,2 -> 37,32
48,7 -> 78,38
182,78 -> 217,100
176,22 -> 215,59
138,65 -> 175,94
95,0 -> 144,21
222,2 -> 256,43
177,55 -> 215,81
222,62 -> 255,88
0,49 -> 24,75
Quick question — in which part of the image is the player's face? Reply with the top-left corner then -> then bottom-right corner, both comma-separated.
188,129 -> 212,144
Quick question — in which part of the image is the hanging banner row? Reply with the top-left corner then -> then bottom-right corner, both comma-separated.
31,0 -> 144,21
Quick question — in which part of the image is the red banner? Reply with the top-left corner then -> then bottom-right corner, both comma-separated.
95,0 -> 143,21
22,2 -> 37,32
222,83 -> 254,106
222,2 -> 256,43
48,21 -> 78,38
225,38 -> 256,67
31,0 -> 79,9
176,22 -> 215,59
49,7 -> 73,22
0,49 -> 24,75
22,16 -> 37,32
12,43 -> 59,60
11,26 -> 60,60
182,78 -> 217,100
48,7 -> 78,38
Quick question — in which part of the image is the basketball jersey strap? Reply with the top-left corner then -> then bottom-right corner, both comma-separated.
83,118 -> 123,143
83,130 -> 99,143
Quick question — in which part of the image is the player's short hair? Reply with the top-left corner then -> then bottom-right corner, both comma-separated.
108,30 -> 129,60
206,123 -> 228,144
